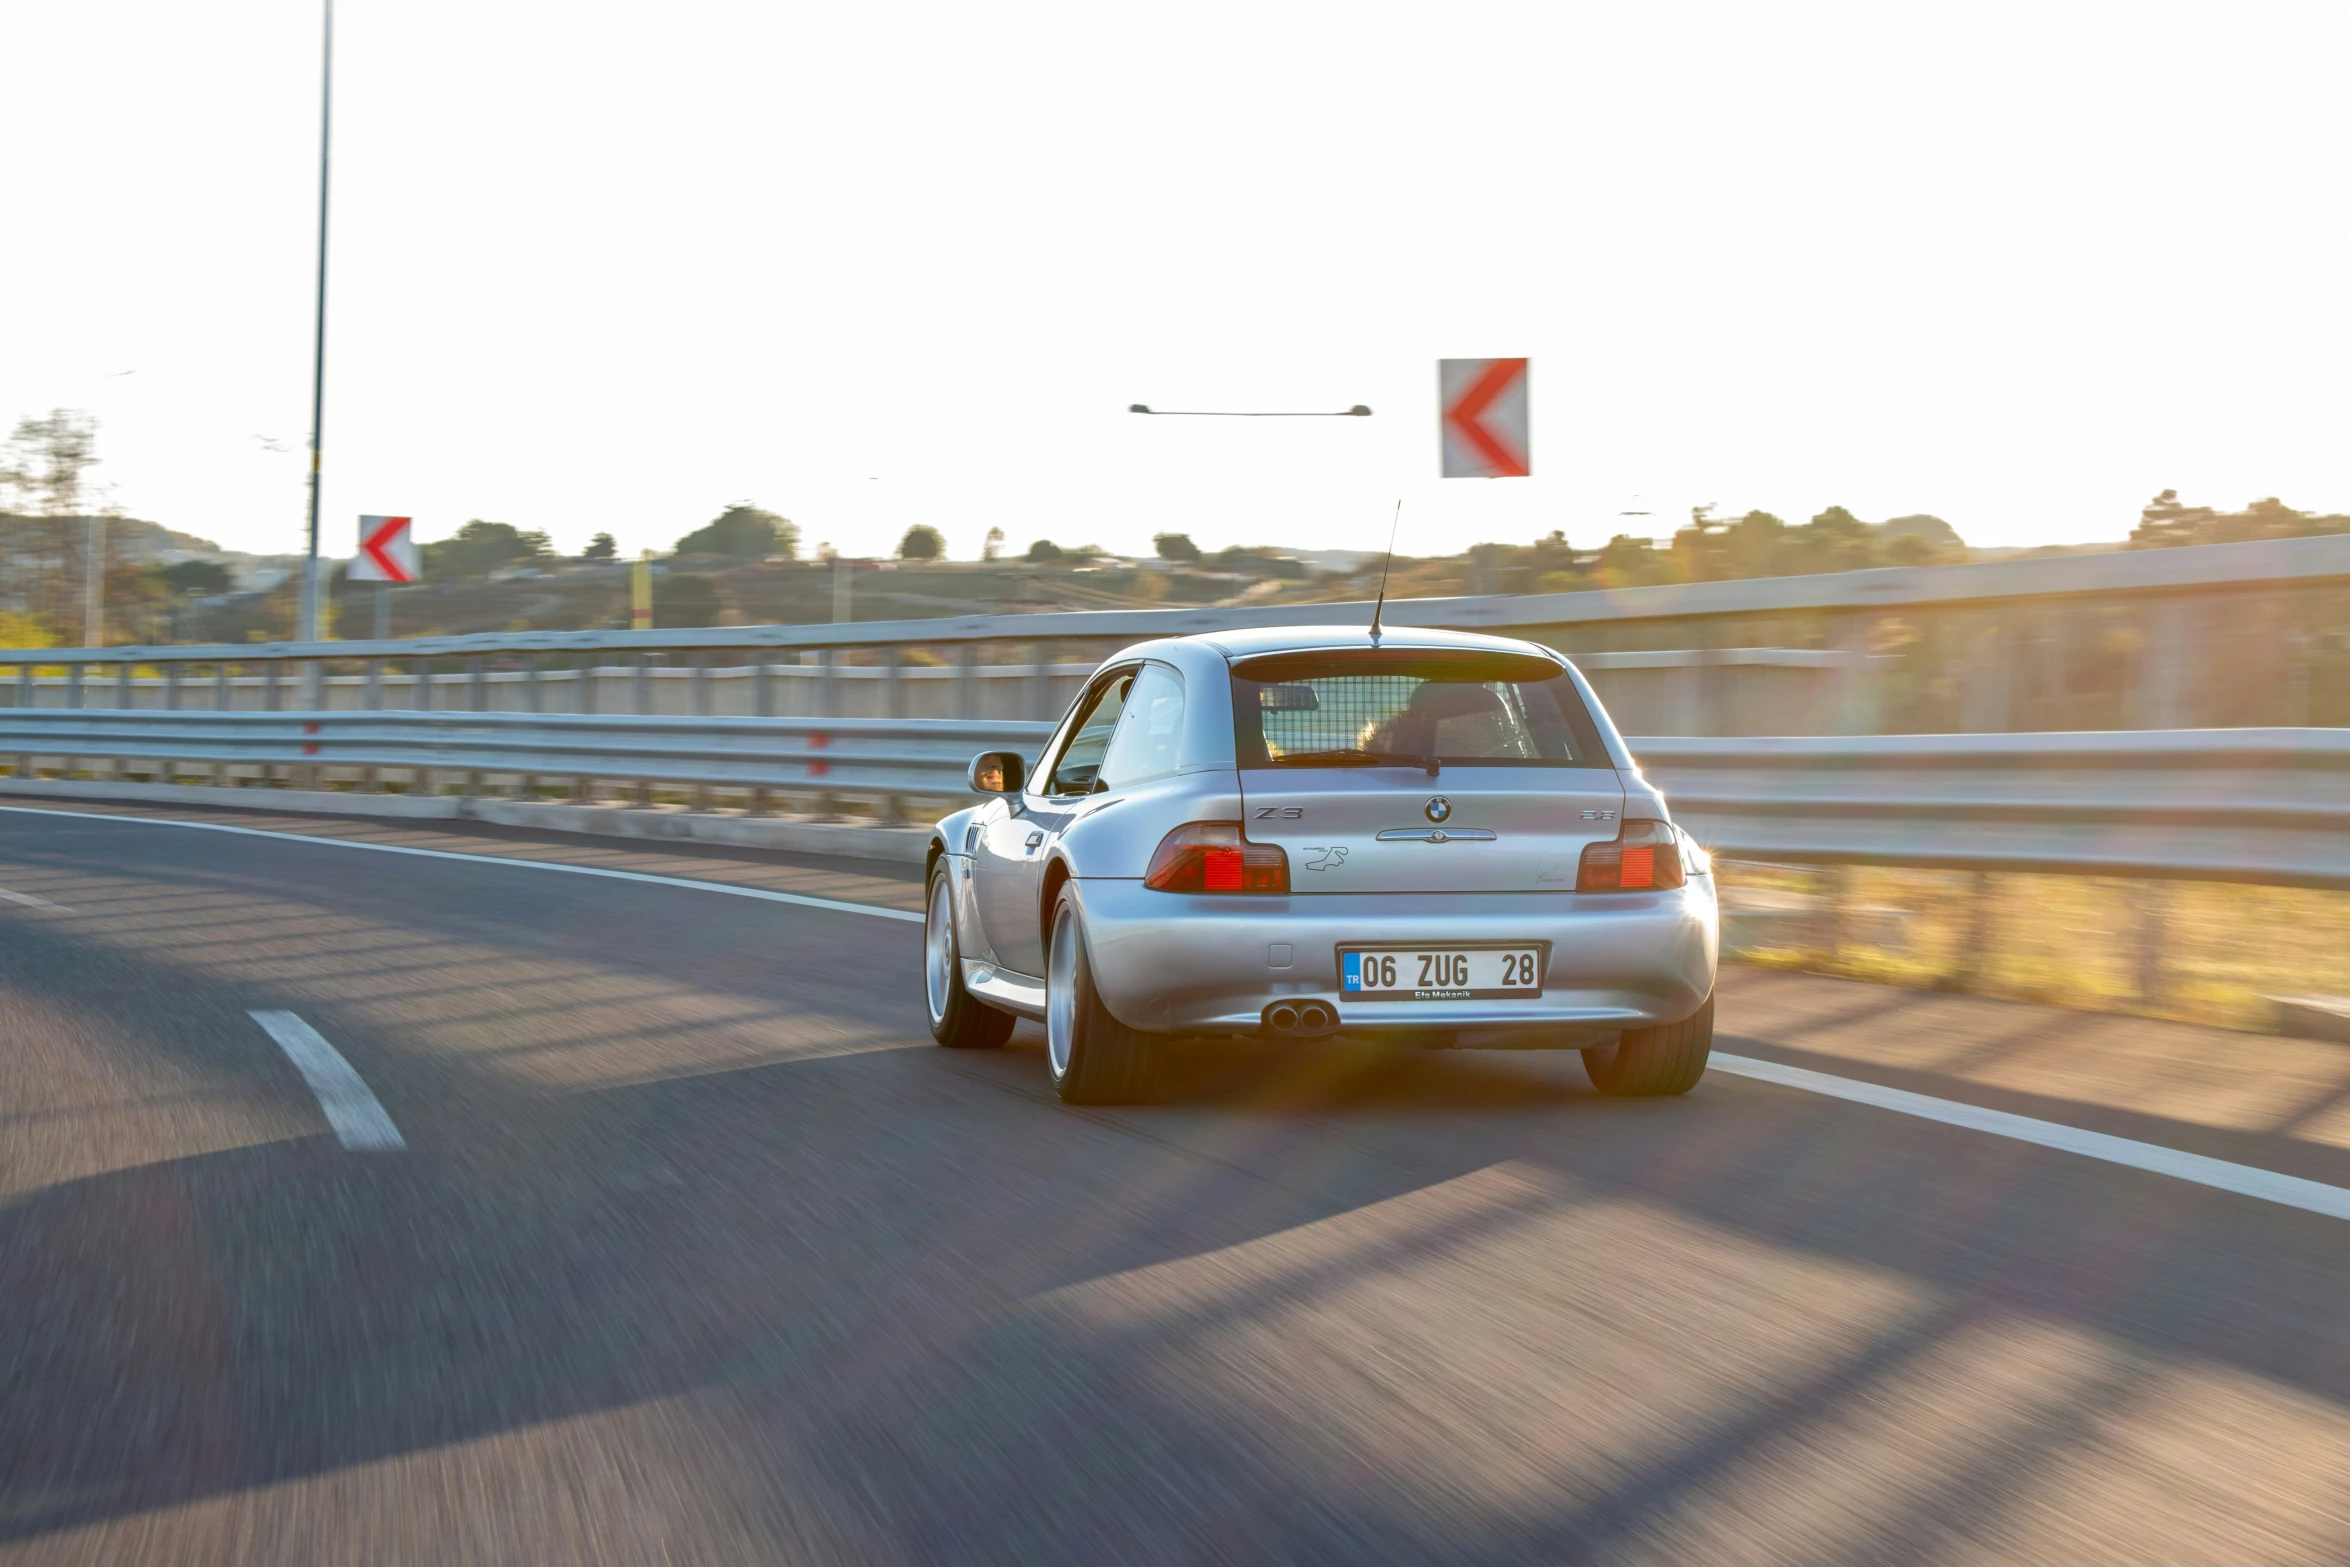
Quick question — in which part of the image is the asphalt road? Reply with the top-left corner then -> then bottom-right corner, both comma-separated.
3,799 -> 2348,1564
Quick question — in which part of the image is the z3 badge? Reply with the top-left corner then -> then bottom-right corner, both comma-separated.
1254,806 -> 1304,820
1301,845 -> 1350,872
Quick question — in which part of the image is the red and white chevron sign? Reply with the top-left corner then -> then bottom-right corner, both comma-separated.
349,515 -> 420,583
1439,358 -> 1530,478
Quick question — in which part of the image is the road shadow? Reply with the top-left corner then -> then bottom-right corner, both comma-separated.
6,851 -> 2350,1558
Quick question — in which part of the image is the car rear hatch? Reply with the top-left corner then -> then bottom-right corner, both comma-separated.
1228,645 -> 1627,894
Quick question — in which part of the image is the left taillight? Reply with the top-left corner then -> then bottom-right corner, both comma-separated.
1577,819 -> 1687,892
1144,822 -> 1289,894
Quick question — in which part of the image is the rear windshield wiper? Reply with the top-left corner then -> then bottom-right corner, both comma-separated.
1270,748 -> 1440,776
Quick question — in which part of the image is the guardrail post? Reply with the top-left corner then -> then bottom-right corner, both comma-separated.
466,656 -> 486,796
879,648 -> 905,823
1816,865 -> 1851,966
1029,643 -> 1050,721
12,663 -> 30,777
745,654 -> 775,815
691,653 -> 712,811
520,655 -> 541,799
2133,882 -> 2168,1007
957,644 -> 978,720
818,649 -> 837,718
164,660 -> 181,712
414,658 -> 434,796
99,663 -> 123,778
303,660 -> 326,789
571,655 -> 596,804
631,654 -> 654,807
209,666 -> 232,786
1952,871 -> 1995,991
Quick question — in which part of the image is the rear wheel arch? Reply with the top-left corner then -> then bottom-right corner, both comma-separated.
1038,857 -> 1072,955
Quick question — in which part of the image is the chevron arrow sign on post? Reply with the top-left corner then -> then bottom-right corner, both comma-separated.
348,515 -> 420,583
1439,358 -> 1530,477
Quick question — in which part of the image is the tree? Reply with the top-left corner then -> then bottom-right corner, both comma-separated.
0,409 -> 100,516
1026,538 -> 1063,562
675,503 -> 796,561
983,527 -> 1004,561
582,532 -> 617,561
1,409 -> 109,643
420,519 -> 553,580
2128,490 -> 2349,549
899,524 -> 944,560
157,559 -> 233,597
1153,531 -> 1202,563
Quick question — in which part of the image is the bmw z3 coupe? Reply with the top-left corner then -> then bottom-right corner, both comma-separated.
923,625 -> 1718,1104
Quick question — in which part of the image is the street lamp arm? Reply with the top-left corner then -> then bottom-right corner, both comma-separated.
1128,404 -> 1372,417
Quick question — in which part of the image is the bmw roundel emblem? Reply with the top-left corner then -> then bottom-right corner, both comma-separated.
1424,796 -> 1452,823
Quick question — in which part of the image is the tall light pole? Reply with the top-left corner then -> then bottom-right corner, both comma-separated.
299,0 -> 335,643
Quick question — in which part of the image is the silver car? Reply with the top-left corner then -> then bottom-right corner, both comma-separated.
922,625 -> 1718,1104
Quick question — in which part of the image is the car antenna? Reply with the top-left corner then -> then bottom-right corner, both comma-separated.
1368,499 -> 1401,644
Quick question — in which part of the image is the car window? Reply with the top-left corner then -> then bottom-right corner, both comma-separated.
1228,649 -> 1606,768
1095,664 -> 1185,790
1043,670 -> 1133,795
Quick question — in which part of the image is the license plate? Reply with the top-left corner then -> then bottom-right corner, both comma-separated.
1341,946 -> 1543,1000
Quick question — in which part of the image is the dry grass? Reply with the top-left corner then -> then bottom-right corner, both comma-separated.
1719,862 -> 2350,1034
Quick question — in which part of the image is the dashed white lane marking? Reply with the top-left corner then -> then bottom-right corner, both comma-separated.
249,1010 -> 406,1152
1711,1052 -> 2350,1224
0,805 -> 922,922
0,887 -> 70,910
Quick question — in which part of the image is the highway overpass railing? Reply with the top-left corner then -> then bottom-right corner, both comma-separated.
5,531 -> 2347,734
2,710 -> 2344,890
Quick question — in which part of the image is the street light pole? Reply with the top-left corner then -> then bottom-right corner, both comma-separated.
299,0 -> 334,643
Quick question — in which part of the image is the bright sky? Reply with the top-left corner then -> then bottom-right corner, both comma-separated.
5,2 -> 2346,563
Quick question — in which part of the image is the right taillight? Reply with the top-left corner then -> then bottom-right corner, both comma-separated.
1577,819 -> 1687,892
1144,822 -> 1289,894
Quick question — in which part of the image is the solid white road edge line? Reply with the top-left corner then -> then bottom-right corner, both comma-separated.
1710,1051 -> 2350,1223
248,1009 -> 407,1152
0,804 -> 922,922
0,886 -> 69,910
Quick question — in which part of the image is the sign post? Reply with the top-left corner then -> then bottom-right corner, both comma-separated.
347,514 -> 419,640
633,551 -> 653,630
1439,358 -> 1531,478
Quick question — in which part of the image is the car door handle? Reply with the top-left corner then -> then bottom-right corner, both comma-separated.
1024,831 -> 1044,852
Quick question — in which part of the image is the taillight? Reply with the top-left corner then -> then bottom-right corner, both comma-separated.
1144,822 -> 1289,894
1577,819 -> 1686,892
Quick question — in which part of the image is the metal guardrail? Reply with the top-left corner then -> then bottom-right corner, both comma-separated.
0,709 -> 1055,812
1637,728 -> 2350,891
3,710 -> 2344,890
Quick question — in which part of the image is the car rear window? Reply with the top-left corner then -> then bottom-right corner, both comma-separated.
1228,649 -> 1608,768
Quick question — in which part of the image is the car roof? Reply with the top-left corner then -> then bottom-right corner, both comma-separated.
1190,623 -> 1558,662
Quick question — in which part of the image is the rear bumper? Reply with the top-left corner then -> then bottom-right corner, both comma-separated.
1068,875 -> 1719,1035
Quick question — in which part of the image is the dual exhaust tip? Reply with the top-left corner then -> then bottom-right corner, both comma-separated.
1261,999 -> 1339,1038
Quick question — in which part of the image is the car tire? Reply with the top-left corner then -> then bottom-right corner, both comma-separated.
1582,994 -> 1713,1097
1045,887 -> 1157,1105
925,860 -> 1013,1050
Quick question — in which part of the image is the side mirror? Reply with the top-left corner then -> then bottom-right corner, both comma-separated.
967,750 -> 1025,795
